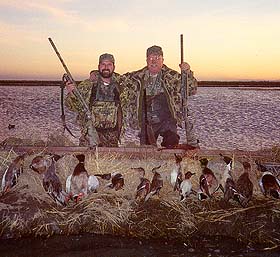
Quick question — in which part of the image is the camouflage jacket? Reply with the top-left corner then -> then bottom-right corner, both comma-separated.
65,73 -> 122,134
120,64 -> 196,130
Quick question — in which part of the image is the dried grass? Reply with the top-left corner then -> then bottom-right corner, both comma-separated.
0,148 -> 279,246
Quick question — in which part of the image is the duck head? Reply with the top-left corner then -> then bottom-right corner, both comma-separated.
255,160 -> 267,173
75,154 -> 85,163
111,172 -> 124,191
259,172 -> 280,199
184,171 -> 195,179
30,155 -> 52,174
199,158 -> 209,169
131,167 -> 146,178
242,161 -> 251,171
174,154 -> 182,164
219,153 -> 233,172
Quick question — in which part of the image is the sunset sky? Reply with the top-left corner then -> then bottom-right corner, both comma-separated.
0,0 -> 279,81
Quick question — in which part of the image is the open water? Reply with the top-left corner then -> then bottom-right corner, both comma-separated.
0,85 -> 280,150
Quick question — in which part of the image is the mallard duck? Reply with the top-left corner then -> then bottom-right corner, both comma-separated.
132,167 -> 151,201
30,154 -> 62,174
145,165 -> 163,202
223,177 -> 239,203
170,154 -> 183,191
235,162 -> 254,207
41,156 -> 68,206
259,172 -> 280,199
1,154 -> 25,194
207,154 -> 232,192
66,154 -> 99,203
105,172 -> 124,191
179,171 -> 195,201
66,154 -> 89,202
198,166 -> 219,200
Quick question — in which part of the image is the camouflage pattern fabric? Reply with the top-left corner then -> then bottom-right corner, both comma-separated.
79,128 -> 119,147
65,73 -> 122,147
120,64 -> 196,130
91,101 -> 119,129
120,64 -> 198,146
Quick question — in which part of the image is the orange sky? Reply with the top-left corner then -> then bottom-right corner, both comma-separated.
0,1 -> 279,81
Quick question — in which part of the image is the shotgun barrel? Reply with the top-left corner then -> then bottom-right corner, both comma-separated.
180,34 -> 189,143
48,37 -> 100,148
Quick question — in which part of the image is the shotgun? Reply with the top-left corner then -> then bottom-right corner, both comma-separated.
48,37 -> 100,148
180,34 -> 189,144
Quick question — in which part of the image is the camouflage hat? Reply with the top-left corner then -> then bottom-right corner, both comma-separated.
146,45 -> 163,57
99,53 -> 115,64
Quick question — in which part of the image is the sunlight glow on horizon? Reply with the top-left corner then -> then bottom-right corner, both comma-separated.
0,0 -> 279,81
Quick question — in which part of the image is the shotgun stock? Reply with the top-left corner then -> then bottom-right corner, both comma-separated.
48,37 -> 100,148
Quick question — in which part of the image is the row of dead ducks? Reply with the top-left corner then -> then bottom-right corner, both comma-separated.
1,153 -> 280,207
135,153 -> 280,205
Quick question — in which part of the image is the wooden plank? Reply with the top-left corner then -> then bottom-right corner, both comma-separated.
1,145 -> 272,159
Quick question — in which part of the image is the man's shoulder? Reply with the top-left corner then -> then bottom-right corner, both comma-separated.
79,79 -> 92,86
162,64 -> 179,76
112,72 -> 121,82
77,79 -> 94,91
123,66 -> 147,79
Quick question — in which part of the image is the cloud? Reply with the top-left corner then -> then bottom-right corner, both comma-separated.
0,0 -> 130,32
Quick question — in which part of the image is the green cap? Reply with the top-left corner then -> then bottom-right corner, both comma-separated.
99,53 -> 115,64
146,45 -> 163,57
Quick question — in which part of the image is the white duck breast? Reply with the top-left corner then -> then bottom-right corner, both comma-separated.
66,174 -> 99,194
170,167 -> 179,187
65,174 -> 72,194
170,154 -> 183,191
88,175 -> 99,192
207,159 -> 231,190
1,167 -> 9,192
180,180 -> 192,201
70,172 -> 88,197
180,172 -> 195,201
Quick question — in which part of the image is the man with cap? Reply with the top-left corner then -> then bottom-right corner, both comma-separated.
65,53 -> 122,147
121,45 -> 199,148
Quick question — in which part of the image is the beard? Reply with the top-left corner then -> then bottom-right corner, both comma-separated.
100,69 -> 113,78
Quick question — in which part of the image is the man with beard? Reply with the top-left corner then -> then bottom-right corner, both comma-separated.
65,53 -> 122,147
